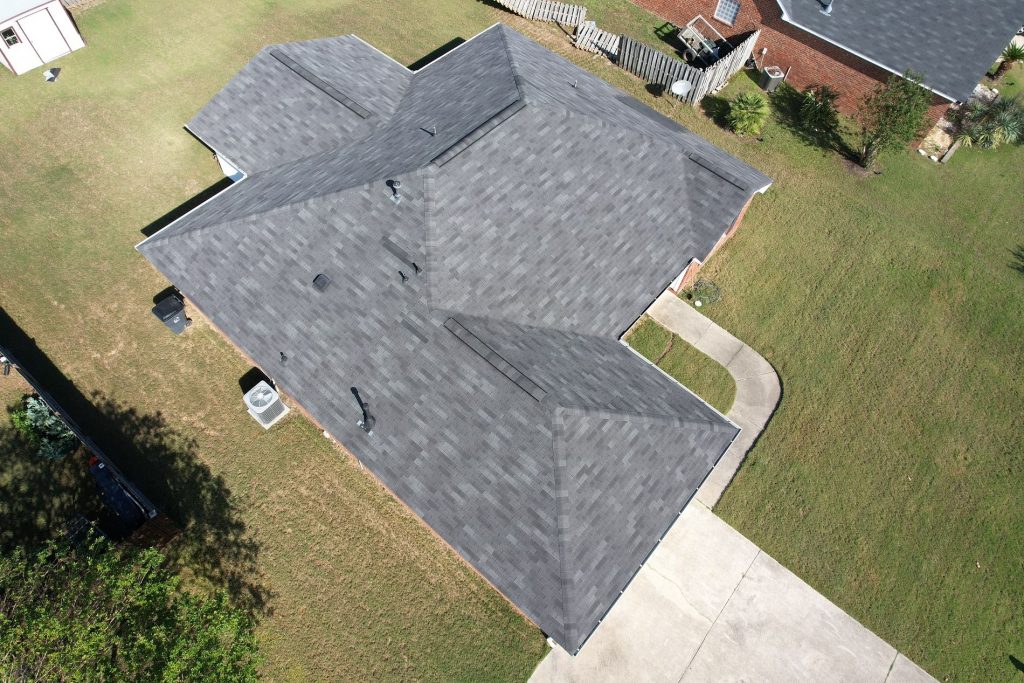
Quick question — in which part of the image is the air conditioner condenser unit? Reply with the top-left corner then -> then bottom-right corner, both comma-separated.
244,380 -> 289,429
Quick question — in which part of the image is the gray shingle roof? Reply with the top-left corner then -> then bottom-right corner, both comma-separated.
138,24 -> 765,653
776,0 -> 1023,102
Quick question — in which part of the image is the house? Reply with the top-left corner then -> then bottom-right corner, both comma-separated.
0,0 -> 84,76
138,24 -> 771,653
635,0 -> 1024,123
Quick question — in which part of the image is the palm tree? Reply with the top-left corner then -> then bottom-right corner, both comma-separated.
727,92 -> 770,136
996,43 -> 1024,80
956,95 -> 1024,149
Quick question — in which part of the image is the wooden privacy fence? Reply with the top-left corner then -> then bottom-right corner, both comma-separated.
495,0 -> 587,27
615,30 -> 760,105
493,0 -> 758,105
574,21 -> 621,56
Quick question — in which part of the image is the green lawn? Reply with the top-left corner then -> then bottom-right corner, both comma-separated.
626,317 -> 735,414
1,0 -> 1021,680
992,61 -> 1024,99
681,73 -> 1024,681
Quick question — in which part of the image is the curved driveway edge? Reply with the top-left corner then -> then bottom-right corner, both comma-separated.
646,290 -> 781,508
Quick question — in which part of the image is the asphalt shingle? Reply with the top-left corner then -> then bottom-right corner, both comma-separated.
139,24 -> 765,653
776,0 -> 1023,102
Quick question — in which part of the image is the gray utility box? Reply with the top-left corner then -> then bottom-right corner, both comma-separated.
760,66 -> 785,92
151,292 -> 191,335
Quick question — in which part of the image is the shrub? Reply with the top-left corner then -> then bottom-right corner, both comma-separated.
728,92 -> 770,136
9,395 -> 79,461
856,70 -> 931,168
956,96 -> 1024,149
996,43 -> 1024,80
798,85 -> 840,134
0,539 -> 260,681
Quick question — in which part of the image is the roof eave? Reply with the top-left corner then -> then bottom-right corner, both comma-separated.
773,8 -> 959,103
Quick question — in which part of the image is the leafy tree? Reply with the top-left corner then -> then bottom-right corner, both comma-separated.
956,95 -> 1024,149
727,92 -> 770,136
0,539 -> 259,682
856,70 -> 931,168
9,395 -> 79,461
995,43 -> 1024,80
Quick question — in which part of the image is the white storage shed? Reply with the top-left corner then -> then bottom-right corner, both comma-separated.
0,0 -> 84,75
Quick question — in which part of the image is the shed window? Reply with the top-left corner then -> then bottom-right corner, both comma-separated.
714,0 -> 741,24
1,28 -> 20,47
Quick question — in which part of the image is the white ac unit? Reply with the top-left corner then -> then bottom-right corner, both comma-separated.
244,380 -> 289,429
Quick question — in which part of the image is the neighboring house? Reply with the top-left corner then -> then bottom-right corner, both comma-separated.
636,0 -> 1024,122
0,0 -> 84,76
138,24 -> 771,653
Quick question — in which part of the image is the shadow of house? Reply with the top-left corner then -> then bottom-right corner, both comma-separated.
0,306 -> 270,615
141,178 -> 234,237
407,37 -> 465,71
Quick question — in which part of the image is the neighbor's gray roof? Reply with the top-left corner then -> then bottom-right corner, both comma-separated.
139,24 -> 765,652
776,0 -> 1023,102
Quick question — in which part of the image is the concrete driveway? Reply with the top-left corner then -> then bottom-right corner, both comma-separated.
529,503 -> 934,683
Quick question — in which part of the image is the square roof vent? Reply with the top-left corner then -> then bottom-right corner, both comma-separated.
313,273 -> 331,291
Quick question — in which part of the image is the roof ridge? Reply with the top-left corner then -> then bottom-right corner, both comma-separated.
553,403 -> 732,431
137,164 -> 362,247
496,24 -> 529,98
549,408 -> 575,650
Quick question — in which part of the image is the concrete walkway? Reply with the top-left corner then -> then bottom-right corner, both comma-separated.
646,290 -> 780,507
528,292 -> 935,683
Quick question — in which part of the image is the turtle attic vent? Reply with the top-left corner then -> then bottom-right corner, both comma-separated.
313,273 -> 331,291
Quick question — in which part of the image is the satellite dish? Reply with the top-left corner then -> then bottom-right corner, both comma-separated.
670,80 -> 692,98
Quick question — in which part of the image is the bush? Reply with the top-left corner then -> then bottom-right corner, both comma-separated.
856,70 -> 931,168
9,395 -> 79,461
996,43 -> 1024,80
956,95 -> 1024,148
728,92 -> 770,136
798,85 -> 840,134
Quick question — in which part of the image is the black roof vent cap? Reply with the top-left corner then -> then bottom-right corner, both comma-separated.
313,273 -> 331,291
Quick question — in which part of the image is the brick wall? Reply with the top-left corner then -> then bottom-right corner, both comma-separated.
633,0 -> 950,127
670,193 -> 755,293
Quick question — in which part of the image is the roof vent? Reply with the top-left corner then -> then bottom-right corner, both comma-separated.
351,387 -> 375,434
313,273 -> 331,291
387,179 -> 402,205
819,0 -> 833,15
244,380 -> 290,429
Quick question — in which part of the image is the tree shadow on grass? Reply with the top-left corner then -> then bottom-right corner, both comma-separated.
1010,245 -> 1024,275
0,306 -> 270,616
769,82 -> 857,161
701,93 -> 731,130
0,422 -> 100,549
